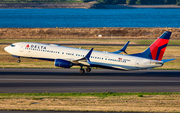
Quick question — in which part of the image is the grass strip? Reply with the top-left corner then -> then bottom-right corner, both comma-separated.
0,92 -> 180,112
1,39 -> 180,45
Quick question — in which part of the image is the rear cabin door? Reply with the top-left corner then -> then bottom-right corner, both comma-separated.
135,59 -> 140,67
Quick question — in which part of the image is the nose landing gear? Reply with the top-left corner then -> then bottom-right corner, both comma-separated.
17,57 -> 21,63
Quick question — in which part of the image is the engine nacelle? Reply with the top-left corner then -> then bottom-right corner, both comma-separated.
54,59 -> 73,68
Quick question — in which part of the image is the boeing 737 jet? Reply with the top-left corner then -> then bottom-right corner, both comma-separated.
4,31 -> 175,74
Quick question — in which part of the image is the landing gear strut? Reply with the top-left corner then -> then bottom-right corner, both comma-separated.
17,57 -> 21,63
79,65 -> 85,74
86,67 -> 91,72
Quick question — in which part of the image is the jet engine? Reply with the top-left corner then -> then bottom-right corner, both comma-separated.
54,59 -> 73,68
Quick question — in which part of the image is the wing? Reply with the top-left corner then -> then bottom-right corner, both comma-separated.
71,48 -> 94,66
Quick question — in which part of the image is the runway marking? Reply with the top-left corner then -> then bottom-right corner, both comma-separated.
0,79 -> 180,82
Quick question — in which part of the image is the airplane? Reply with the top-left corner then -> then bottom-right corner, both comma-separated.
4,31 -> 175,74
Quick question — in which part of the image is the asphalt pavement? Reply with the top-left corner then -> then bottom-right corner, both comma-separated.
0,68 -> 180,93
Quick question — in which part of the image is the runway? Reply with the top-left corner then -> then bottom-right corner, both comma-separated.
0,68 -> 180,93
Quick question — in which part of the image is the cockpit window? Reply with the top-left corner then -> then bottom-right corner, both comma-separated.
11,44 -> 15,47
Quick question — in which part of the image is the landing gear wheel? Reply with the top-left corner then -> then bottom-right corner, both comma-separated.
17,60 -> 21,63
86,67 -> 91,72
79,69 -> 85,74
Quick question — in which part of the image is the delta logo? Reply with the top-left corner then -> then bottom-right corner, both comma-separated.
26,44 -> 46,49
26,45 -> 29,48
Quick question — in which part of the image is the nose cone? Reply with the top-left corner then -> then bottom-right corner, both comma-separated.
4,46 -> 10,53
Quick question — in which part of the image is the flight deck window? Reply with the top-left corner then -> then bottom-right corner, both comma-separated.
11,45 -> 15,47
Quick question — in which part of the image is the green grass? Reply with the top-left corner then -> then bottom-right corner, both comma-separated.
137,94 -> 143,97
32,97 -> 44,100
133,39 -> 180,45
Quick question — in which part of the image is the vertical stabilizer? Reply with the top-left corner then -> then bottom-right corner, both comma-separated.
131,31 -> 172,61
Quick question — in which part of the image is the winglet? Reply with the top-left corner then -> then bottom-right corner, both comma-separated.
121,41 -> 130,52
112,41 -> 130,54
85,48 -> 94,62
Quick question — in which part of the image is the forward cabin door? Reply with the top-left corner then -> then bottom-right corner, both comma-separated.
20,45 -> 24,52
19,44 -> 24,56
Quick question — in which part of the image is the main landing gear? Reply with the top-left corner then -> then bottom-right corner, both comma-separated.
79,66 -> 91,74
79,68 -> 85,74
86,67 -> 91,73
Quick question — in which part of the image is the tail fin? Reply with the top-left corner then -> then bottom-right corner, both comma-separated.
131,31 -> 172,61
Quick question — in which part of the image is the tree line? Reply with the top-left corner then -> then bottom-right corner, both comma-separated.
97,0 -> 180,5
0,0 -> 84,3
1,0 -> 180,5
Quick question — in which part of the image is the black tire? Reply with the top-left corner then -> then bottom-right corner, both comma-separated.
86,68 -> 91,72
79,69 -> 85,74
17,60 -> 21,63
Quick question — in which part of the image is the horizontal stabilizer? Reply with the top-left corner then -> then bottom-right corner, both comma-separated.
162,58 -> 175,63
111,41 -> 130,54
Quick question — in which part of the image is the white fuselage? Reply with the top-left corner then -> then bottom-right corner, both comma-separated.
4,42 -> 163,70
